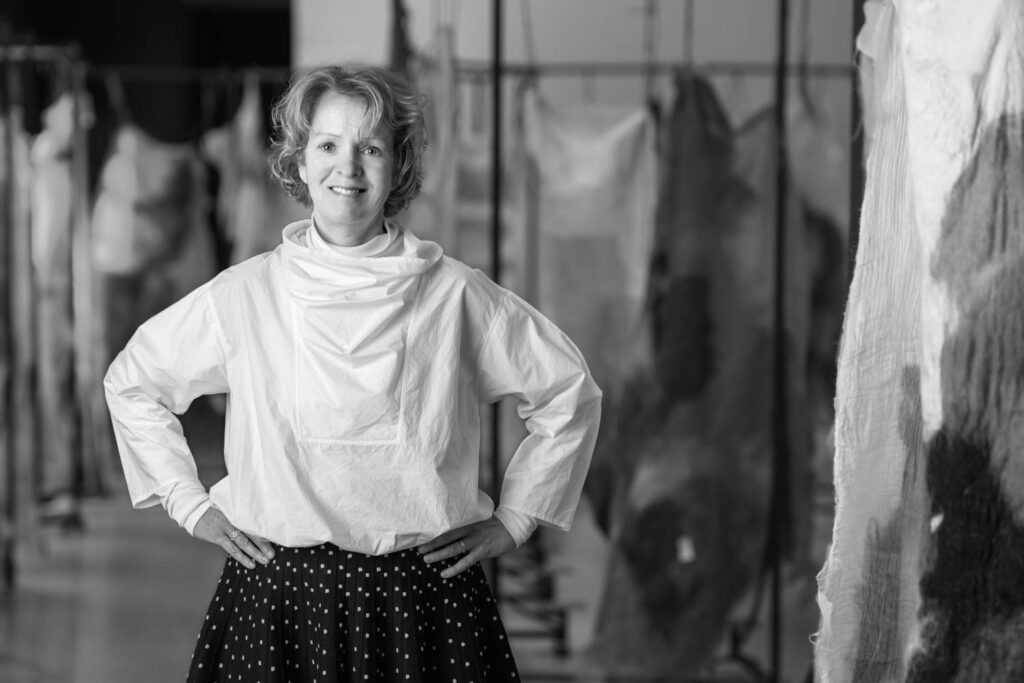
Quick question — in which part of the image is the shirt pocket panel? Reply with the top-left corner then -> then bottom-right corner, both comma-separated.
292,298 -> 412,445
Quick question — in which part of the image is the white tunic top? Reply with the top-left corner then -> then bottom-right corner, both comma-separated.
104,220 -> 602,555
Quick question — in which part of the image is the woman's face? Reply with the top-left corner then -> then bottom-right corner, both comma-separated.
299,91 -> 394,246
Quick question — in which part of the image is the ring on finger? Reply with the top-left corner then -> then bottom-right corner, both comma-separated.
228,529 -> 241,540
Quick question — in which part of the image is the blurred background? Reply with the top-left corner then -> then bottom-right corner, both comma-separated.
0,1 -> 860,681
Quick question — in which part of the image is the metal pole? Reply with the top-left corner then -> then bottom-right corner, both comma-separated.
1,39 -> 15,591
489,0 -> 503,601
771,0 -> 791,680
848,0 -> 866,286
70,53 -> 93,503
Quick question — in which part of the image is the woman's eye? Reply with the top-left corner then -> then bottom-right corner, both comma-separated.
363,146 -> 380,156
317,142 -> 334,152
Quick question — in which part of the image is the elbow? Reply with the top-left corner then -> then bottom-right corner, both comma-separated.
103,351 -> 128,403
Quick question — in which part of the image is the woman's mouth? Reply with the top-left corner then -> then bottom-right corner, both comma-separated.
328,186 -> 365,196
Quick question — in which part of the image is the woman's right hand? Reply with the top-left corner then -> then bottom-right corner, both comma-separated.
193,507 -> 275,570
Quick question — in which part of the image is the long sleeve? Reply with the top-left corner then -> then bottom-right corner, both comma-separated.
493,507 -> 539,547
103,283 -> 230,532
475,291 -> 603,531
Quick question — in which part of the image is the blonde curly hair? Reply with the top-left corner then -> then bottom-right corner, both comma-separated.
269,64 -> 427,218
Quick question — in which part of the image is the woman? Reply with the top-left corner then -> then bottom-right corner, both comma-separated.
104,64 -> 601,682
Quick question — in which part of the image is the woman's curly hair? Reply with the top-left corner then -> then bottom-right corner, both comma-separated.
269,64 -> 427,218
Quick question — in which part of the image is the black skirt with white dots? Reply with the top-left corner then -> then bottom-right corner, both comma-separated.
185,544 -> 520,682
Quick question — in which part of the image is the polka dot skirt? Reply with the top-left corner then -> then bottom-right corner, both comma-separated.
185,544 -> 520,682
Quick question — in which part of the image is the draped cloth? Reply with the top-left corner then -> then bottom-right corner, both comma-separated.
200,73 -> 306,265
0,103 -> 37,541
522,88 -> 657,393
816,2 -> 1024,680
586,73 -> 821,675
91,124 -> 217,359
402,25 -> 459,255
31,93 -> 87,500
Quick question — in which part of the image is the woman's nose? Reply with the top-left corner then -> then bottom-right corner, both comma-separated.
334,152 -> 362,177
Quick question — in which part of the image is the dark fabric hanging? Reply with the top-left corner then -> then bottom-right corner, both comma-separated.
589,71 -> 829,675
1,64 -> 39,552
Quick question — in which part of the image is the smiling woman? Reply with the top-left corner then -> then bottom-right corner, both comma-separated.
297,91 -> 395,245
103,63 -> 602,682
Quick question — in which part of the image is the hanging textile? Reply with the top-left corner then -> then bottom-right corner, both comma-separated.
787,85 -> 849,239
31,91 -> 93,509
402,25 -> 459,256
816,1 -> 1024,681
405,27 -> 526,296
587,73 -> 824,676
91,124 -> 217,359
522,88 -> 656,391
0,85 -> 38,543
200,73 -> 306,265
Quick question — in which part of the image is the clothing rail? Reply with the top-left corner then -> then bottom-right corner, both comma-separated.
88,64 -> 292,84
456,59 -> 855,78
1,59 -> 857,86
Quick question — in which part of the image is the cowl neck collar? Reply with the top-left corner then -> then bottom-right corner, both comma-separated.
280,219 -> 443,304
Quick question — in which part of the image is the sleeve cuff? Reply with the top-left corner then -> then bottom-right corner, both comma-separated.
157,480 -> 211,536
493,507 -> 539,547
182,500 -> 213,536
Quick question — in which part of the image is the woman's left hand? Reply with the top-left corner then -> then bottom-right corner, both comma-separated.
418,517 -> 516,579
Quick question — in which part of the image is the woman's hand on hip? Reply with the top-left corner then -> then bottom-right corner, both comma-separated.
193,507 -> 275,570
418,517 -> 515,579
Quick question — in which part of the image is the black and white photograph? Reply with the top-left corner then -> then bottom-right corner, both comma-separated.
0,1 -> 1021,681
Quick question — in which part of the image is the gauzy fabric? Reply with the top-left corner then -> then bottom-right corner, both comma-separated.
200,73 -> 307,264
816,1 -> 1024,682
31,93 -> 85,499
522,88 -> 657,393
104,220 -> 601,556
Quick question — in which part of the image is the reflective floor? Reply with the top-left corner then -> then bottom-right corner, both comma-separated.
0,401 -> 816,682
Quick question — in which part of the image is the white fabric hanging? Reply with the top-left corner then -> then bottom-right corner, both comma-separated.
817,1 -> 1024,680
522,89 -> 657,393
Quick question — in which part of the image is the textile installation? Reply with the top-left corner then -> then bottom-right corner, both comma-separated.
815,1 -> 1024,680
0,100 -> 37,543
577,73 -> 843,674
522,88 -> 656,395
405,28 -> 524,291
403,25 -> 459,255
200,74 -> 306,265
91,123 -> 217,360
31,93 -> 85,508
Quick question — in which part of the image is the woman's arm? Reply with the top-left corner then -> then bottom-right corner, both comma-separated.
421,289 -> 602,577
103,284 -> 229,528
